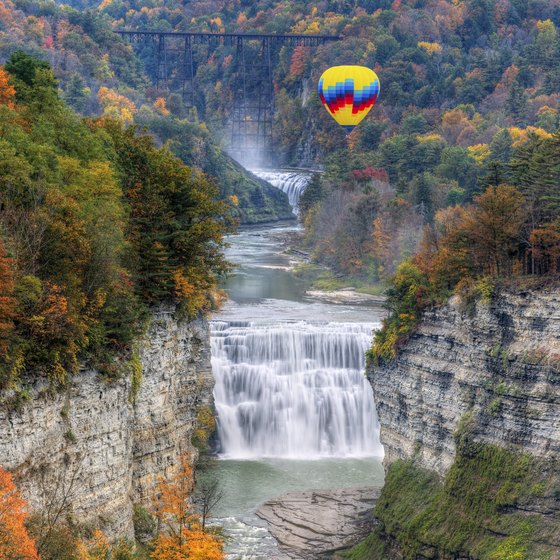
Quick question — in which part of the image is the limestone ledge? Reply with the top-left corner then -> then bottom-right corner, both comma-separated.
257,487 -> 380,559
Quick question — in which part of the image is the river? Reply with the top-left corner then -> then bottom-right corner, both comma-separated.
208,170 -> 386,559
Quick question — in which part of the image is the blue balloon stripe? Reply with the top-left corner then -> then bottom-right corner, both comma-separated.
320,79 -> 379,108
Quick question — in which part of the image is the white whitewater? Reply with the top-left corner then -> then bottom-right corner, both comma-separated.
212,320 -> 382,459
251,169 -> 312,214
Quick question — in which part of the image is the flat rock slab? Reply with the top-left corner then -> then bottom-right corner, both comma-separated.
257,487 -> 380,559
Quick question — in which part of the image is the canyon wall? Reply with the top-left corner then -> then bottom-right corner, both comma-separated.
0,307 -> 213,539
368,288 -> 560,476
361,287 -> 560,559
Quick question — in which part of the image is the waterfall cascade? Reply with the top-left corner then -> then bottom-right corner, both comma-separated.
211,320 -> 382,459
251,170 -> 312,214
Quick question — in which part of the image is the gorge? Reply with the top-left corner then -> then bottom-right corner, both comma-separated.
206,170 -> 385,559
1,169 -> 559,560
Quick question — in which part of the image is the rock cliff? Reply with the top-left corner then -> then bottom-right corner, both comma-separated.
357,287 -> 560,559
0,307 -> 213,539
368,288 -> 560,476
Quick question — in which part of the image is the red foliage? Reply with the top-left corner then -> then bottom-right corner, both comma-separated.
289,46 -> 307,79
351,167 -> 389,183
0,239 -> 15,354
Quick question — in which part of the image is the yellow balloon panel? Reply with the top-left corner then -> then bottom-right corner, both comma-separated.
318,65 -> 380,132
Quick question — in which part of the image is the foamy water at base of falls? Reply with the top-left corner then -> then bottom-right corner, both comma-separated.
207,170 -> 385,559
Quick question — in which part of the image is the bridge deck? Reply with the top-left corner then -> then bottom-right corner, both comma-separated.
115,29 -> 341,46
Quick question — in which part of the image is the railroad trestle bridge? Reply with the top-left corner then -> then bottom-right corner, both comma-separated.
115,29 -> 340,164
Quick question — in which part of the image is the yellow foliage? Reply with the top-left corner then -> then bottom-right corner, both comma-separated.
229,194 -> 239,206
416,133 -> 445,144
468,143 -> 491,164
537,19 -> 556,35
508,126 -> 553,147
418,41 -> 443,55
97,87 -> 136,124
306,21 -> 320,34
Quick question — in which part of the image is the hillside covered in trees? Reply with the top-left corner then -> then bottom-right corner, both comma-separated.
0,0 -> 294,224
8,0 -> 556,285
1,1 -> 560,559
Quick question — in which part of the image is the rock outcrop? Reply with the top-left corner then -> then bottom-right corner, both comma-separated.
368,288 -> 560,476
0,307 -> 213,539
257,487 -> 380,559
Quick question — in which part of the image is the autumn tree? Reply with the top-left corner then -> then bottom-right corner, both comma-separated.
461,185 -> 525,275
151,455 -> 224,560
97,87 -> 137,124
0,67 -> 16,108
0,466 -> 40,560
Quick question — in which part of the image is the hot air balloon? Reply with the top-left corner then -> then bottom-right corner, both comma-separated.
318,65 -> 380,133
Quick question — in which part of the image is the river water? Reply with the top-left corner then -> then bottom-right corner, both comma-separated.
208,171 -> 386,559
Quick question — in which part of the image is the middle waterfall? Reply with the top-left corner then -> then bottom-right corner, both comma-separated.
251,170 -> 312,214
212,320 -> 381,459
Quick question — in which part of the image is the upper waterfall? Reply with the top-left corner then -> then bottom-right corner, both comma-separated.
251,170 -> 312,214
211,320 -> 382,459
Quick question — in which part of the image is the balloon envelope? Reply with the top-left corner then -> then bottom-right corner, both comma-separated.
318,65 -> 380,133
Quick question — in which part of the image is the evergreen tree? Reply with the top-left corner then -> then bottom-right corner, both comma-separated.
506,81 -> 528,125
413,173 -> 434,223
63,73 -> 89,113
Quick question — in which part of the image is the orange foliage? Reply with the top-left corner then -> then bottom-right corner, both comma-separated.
0,466 -> 40,560
154,97 -> 170,116
0,67 -> 16,108
415,186 -> 526,282
151,455 -> 224,560
151,529 -> 224,560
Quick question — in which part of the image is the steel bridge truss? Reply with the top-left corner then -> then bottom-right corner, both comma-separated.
116,30 -> 340,164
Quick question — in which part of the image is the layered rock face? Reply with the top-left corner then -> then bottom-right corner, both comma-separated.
368,288 -> 560,476
0,308 -> 213,538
